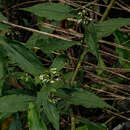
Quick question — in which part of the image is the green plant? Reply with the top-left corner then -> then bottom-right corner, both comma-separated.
0,0 -> 130,130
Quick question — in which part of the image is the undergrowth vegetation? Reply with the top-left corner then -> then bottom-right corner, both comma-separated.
0,0 -> 130,130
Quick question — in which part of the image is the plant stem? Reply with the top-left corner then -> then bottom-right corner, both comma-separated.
104,116 -> 115,125
70,108 -> 75,130
0,20 -> 71,41
71,48 -> 87,85
100,0 -> 116,22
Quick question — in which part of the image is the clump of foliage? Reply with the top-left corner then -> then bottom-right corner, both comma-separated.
0,0 -> 130,130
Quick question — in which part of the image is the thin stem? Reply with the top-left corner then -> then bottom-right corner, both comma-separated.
104,116 -> 115,125
0,20 -> 72,41
70,108 -> 75,130
100,0 -> 116,22
71,48 -> 87,85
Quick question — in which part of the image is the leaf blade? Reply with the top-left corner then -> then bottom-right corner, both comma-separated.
96,18 -> 130,39
76,118 -> 108,130
9,114 -> 22,130
0,95 -> 35,112
36,86 -> 59,130
37,38 -> 77,54
23,3 -> 73,20
50,55 -> 66,71
68,89 -> 114,109
0,37 -> 45,76
85,22 -> 99,58
28,102 -> 47,130
114,31 -> 130,68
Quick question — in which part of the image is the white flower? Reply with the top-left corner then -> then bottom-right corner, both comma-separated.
50,68 -> 57,71
89,18 -> 93,21
55,78 -> 60,81
78,19 -> 82,24
78,12 -> 82,15
33,47 -> 39,50
42,79 -> 47,82
39,74 -> 44,80
50,80 -> 55,83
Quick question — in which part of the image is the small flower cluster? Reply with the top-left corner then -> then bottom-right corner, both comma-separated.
19,73 -> 31,82
78,9 -> 92,24
38,68 -> 60,84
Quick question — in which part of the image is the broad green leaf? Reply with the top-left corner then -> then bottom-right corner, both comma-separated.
76,118 -> 108,130
50,55 -> 66,71
84,22 -> 105,73
26,33 -> 39,49
0,37 -> 45,76
36,86 -> 59,130
0,13 -> 7,21
76,125 -> 88,130
0,95 -> 35,112
0,79 -> 4,96
9,114 -> 22,130
114,31 -> 130,68
0,50 -> 7,95
0,13 -> 9,32
49,80 -> 65,90
0,48 -> 7,79
55,88 -> 70,99
28,102 -> 47,130
85,22 -> 99,58
36,86 -> 50,109
5,88 -> 34,96
68,89 -> 114,109
96,18 -> 130,39
36,38 -> 77,54
0,23 -> 9,33
26,27 -> 54,49
0,113 -> 12,121
97,55 -> 106,75
23,3 -> 73,20
63,72 -> 74,82
0,56 -> 5,79
42,101 -> 59,130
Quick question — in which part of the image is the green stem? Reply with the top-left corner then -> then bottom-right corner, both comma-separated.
71,48 -> 87,85
70,108 -> 75,130
100,0 -> 116,22
104,116 -> 115,125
